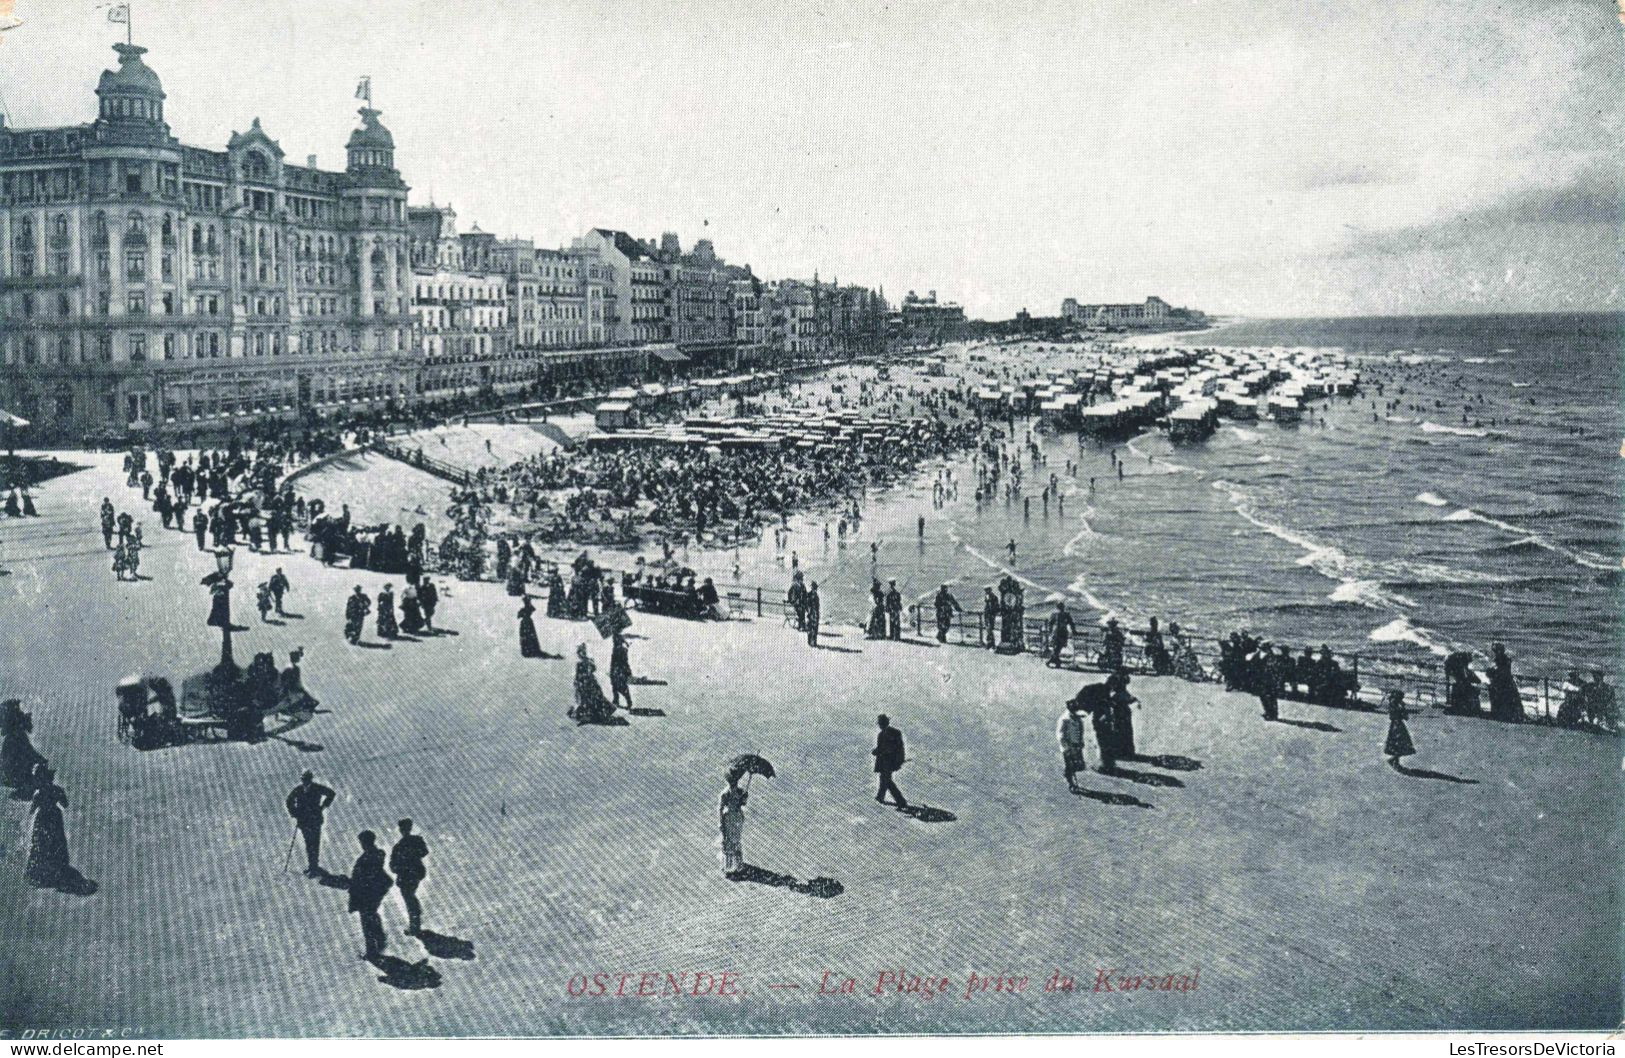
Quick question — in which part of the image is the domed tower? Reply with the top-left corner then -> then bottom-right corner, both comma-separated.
342,106 -> 410,360
95,43 -> 168,138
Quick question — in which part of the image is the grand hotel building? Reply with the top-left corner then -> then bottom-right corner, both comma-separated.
0,43 -> 415,439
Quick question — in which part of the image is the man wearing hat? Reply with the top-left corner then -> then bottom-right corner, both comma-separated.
884,580 -> 903,640
285,770 -> 336,877
349,830 -> 394,961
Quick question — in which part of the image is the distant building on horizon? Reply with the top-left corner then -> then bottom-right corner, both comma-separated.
893,289 -> 967,345
1059,295 -> 1204,329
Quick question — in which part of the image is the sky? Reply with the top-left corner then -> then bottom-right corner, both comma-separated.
0,0 -> 1621,319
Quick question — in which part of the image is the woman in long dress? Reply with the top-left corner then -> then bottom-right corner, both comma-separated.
546,569 -> 566,618
866,580 -> 886,639
376,585 -> 399,639
518,597 -> 543,658
570,644 -> 613,723
1486,643 -> 1523,723
399,584 -> 425,634
1,700 -> 44,795
25,764 -> 71,887
1384,690 -> 1416,765
718,774 -> 748,877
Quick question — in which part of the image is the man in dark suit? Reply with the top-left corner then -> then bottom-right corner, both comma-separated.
285,770 -> 336,877
872,714 -> 908,808
884,581 -> 903,640
388,819 -> 429,936
804,582 -> 821,648
349,831 -> 394,961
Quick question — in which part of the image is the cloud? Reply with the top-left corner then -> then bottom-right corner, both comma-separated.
1335,168 -> 1624,258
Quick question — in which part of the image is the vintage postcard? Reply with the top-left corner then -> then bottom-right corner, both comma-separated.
0,0 -> 1619,1049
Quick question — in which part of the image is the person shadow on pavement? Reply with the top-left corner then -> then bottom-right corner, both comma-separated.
370,954 -> 442,990
1390,760 -> 1478,784
415,929 -> 476,961
896,803 -> 957,823
729,863 -> 843,898
1072,786 -> 1154,809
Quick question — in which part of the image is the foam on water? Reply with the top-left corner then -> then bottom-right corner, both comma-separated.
1420,421 -> 1489,438
1368,616 -> 1453,657
1416,491 -> 1449,507
1228,426 -> 1261,443
1440,505 -> 1617,571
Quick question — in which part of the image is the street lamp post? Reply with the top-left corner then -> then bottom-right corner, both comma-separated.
213,545 -> 235,670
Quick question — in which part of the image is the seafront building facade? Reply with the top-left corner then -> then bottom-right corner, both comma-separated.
1059,295 -> 1204,329
0,42 -> 917,440
893,290 -> 968,345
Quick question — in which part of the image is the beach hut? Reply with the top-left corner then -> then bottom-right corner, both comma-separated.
594,401 -> 639,431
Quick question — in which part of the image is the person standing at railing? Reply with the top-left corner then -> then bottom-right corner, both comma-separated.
885,580 -> 904,640
1487,643 -> 1523,723
933,584 -> 962,643
1045,602 -> 1076,668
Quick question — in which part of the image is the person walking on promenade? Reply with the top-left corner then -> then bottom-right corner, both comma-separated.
376,584 -> 399,640
517,596 -> 544,658
100,498 -> 115,549
1108,670 -> 1138,759
269,568 -> 291,615
192,508 -> 208,552
1057,699 -> 1089,793
609,631 -> 633,710
1255,641 -> 1281,722
933,584 -> 961,642
718,773 -> 748,878
982,587 -> 1000,649
344,585 -> 371,645
1076,680 -> 1117,773
285,770 -> 336,877
24,763 -> 74,888
1045,601 -> 1076,668
388,819 -> 429,936
804,582 -> 821,647
865,580 -> 886,639
1144,616 -> 1172,676
885,580 -> 903,640
419,577 -> 439,631
349,831 -> 394,962
401,583 -> 425,635
872,714 -> 908,808
1383,690 -> 1417,767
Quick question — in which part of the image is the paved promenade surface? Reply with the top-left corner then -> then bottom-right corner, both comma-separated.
0,454 -> 1618,1037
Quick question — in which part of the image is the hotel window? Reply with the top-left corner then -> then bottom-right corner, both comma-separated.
129,334 -> 146,362
57,335 -> 72,364
56,293 -> 70,316
161,254 -> 173,281
161,293 -> 173,315
22,337 -> 36,364
128,291 -> 146,315
96,292 -> 110,316
126,250 -> 146,281
96,334 -> 111,361
163,334 -> 175,360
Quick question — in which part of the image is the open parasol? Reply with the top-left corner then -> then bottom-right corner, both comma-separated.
725,753 -> 776,790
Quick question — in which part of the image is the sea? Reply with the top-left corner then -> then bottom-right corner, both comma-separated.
691,312 -> 1622,683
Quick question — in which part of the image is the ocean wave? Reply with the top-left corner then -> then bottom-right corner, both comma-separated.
1331,578 -> 1418,608
1385,415 -> 1417,424
1415,491 -> 1448,507
1064,572 -> 1117,622
1227,426 -> 1261,443
1256,454 -> 1274,463
1420,421 -> 1488,438
1511,381 -> 1533,389
1441,506 -> 1618,571
1368,616 -> 1453,657
1460,356 -> 1500,364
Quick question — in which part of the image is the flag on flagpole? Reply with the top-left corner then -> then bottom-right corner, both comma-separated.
107,3 -> 129,23
354,76 -> 371,104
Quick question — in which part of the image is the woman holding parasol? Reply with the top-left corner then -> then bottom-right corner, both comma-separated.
719,755 -> 774,879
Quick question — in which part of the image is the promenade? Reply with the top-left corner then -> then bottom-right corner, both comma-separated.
0,453 -> 1618,1037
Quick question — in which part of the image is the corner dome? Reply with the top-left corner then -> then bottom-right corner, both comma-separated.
347,107 -> 394,151
97,43 -> 165,100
